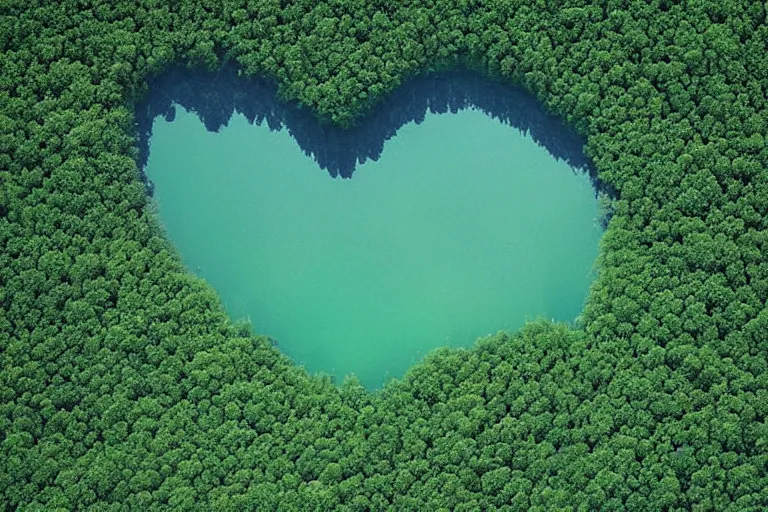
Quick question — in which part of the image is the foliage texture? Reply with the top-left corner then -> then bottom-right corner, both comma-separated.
1,0 -> 767,509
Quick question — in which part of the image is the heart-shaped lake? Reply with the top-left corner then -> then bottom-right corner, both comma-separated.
142,72 -> 604,389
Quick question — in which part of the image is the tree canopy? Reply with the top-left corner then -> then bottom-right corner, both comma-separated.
1,0 -> 767,509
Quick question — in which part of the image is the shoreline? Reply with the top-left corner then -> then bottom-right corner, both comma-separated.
133,65 -> 613,207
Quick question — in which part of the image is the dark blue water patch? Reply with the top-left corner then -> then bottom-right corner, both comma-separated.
133,66 -> 610,199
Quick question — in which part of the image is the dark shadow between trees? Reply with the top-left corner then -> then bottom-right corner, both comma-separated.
134,66 -> 610,206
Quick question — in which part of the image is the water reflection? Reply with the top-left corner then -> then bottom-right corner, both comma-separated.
135,66 -> 606,193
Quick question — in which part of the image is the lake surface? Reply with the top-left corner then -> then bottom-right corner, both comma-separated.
145,103 -> 602,389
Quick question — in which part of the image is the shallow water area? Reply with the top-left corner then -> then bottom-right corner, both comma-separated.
145,95 -> 602,389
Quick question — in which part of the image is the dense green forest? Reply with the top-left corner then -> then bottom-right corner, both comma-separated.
1,0 -> 767,509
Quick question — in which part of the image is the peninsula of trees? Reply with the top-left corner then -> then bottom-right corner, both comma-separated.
1,0 -> 767,509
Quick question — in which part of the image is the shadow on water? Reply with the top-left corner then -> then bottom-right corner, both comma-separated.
134,66 -> 609,200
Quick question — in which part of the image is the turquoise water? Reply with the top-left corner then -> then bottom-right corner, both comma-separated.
145,105 -> 602,389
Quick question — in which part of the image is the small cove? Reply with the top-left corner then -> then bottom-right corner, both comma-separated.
140,70 -> 605,389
